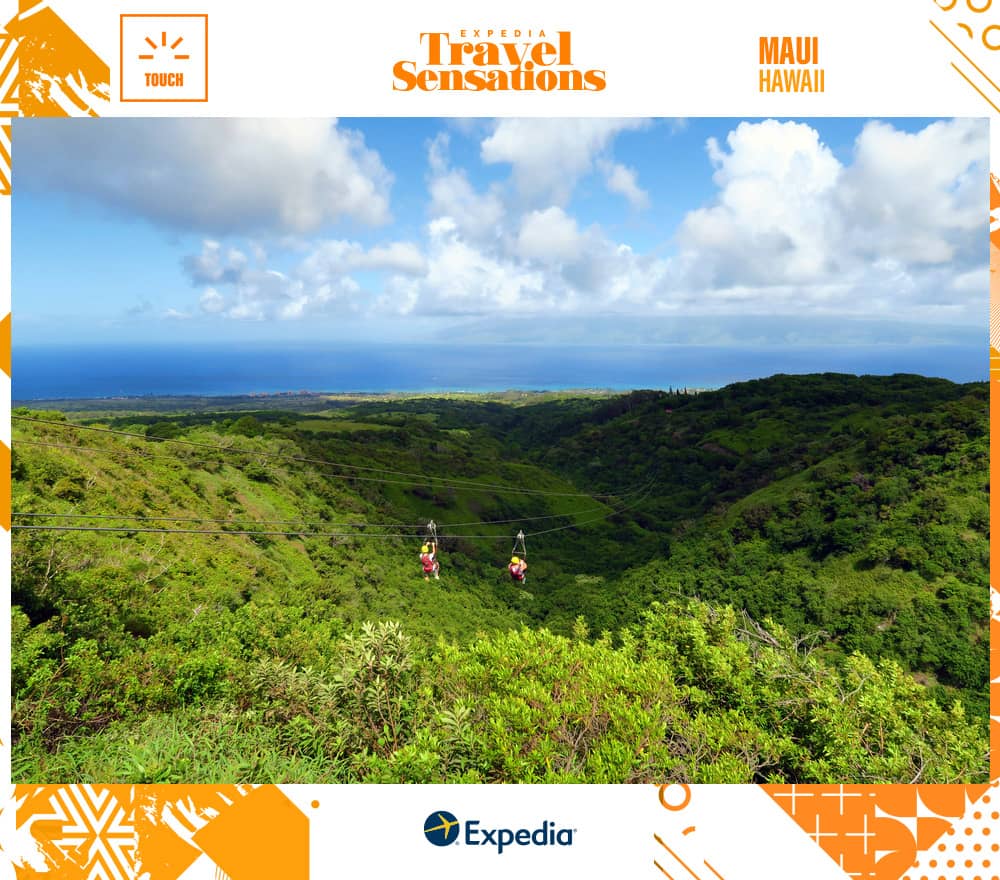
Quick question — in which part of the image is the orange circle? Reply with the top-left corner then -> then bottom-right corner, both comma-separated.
984,25 -> 1000,49
930,861 -> 938,868
967,828 -> 975,836
941,844 -> 949,851
310,800 -> 320,808
967,0 -> 992,11
658,784 -> 692,811
966,861 -> 974,868
948,861 -> 956,868
984,828 -> 991,836
974,844 -> 982,852
984,861 -> 991,868
992,844 -> 999,851
958,844 -> 966,851
974,812 -> 982,820
993,812 -> 999,820
935,0 -> 958,8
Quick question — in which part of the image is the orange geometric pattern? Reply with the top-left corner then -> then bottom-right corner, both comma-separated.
762,784 -> 992,880
0,24 -> 16,195
930,0 -> 1000,112
15,785 -> 137,880
907,788 -> 1000,880
8,0 -> 109,118
12,785 -> 309,880
991,176 -> 1000,788
192,785 -> 309,880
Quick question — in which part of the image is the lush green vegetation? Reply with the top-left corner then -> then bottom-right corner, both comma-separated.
11,373 -> 989,782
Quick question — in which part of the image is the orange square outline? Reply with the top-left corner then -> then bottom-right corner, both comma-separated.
119,13 -> 209,103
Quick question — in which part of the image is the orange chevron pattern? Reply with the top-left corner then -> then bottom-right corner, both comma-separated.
13,785 -> 308,880
15,785 -> 137,880
0,28 -> 16,196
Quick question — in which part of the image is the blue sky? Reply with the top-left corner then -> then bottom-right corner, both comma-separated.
13,117 -> 988,348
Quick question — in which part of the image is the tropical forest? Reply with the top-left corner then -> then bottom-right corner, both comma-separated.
10,372 -> 989,784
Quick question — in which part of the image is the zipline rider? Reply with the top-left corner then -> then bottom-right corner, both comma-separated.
420,540 -> 440,581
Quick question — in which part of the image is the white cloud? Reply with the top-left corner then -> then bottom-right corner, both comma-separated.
19,118 -> 393,234
299,240 -> 427,282
480,118 -> 648,205
373,275 -> 421,316
187,235 -> 427,321
837,118 -> 986,265
199,288 -> 225,314
679,120 -> 843,287
422,220 -> 545,312
952,267 -> 987,293
176,118 -> 986,329
184,241 -> 250,284
516,207 -> 585,263
426,133 -> 505,242
599,160 -> 650,210
677,118 -> 988,308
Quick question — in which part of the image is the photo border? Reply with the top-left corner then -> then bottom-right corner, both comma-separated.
3,3 -> 998,878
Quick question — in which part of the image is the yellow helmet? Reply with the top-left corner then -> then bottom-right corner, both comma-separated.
421,544 -> 430,553
511,556 -> 520,564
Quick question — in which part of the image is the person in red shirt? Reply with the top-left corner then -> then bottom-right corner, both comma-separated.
508,555 -> 528,583
419,542 -> 440,581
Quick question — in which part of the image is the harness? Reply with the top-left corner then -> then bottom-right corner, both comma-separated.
420,520 -> 440,573
509,530 -> 527,582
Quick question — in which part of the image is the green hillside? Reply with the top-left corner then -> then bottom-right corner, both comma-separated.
10,373 -> 989,783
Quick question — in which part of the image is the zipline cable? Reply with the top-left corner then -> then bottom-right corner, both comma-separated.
13,435 -> 644,502
526,485 -> 654,536
10,504 -> 616,530
11,485 -> 653,541
10,525 -> 518,539
13,417 -> 635,499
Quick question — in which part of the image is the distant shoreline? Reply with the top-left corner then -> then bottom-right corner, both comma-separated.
13,387 -> 700,415
12,342 -> 982,401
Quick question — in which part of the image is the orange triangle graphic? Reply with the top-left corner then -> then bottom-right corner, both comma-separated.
9,4 -> 109,117
0,313 -> 10,378
763,784 -> 990,880
193,786 -> 308,880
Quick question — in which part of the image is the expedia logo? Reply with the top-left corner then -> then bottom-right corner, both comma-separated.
423,811 -> 576,854
424,811 -> 461,846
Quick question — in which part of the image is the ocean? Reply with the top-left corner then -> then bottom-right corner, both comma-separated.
11,342 -> 985,400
